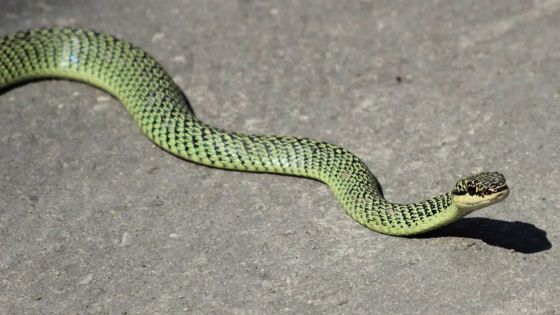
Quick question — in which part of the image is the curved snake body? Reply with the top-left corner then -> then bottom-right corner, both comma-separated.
0,28 -> 509,236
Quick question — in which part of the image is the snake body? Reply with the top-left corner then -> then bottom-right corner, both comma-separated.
0,28 -> 509,236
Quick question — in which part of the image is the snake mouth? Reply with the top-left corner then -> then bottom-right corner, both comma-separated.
488,187 -> 509,204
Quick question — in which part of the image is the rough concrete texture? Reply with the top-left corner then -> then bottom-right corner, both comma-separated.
0,1 -> 559,314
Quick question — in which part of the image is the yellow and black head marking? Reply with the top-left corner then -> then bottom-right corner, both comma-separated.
451,172 -> 509,214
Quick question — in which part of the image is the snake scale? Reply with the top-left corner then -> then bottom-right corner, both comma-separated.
0,28 -> 509,236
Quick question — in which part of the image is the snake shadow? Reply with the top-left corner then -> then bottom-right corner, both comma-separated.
413,217 -> 551,254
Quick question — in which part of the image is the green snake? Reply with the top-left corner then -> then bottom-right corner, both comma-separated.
0,28 -> 509,236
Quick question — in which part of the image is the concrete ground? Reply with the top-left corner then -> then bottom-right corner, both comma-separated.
1,1 -> 559,314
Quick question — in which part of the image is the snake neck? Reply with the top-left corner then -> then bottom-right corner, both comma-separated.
321,156 -> 462,236
344,191 -> 462,236
1,28 -> 466,236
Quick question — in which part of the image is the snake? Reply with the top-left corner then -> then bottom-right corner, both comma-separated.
0,28 -> 509,236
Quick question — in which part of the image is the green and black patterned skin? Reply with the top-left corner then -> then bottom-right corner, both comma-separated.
0,28 -> 509,236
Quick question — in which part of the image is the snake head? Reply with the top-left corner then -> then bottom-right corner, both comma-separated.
451,172 -> 509,214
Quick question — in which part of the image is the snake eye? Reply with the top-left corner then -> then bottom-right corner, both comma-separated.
466,181 -> 477,195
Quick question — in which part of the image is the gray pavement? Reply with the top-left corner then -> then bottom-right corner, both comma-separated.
1,1 -> 559,314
